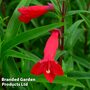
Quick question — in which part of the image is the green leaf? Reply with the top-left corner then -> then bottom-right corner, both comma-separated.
30,0 -> 42,5
65,56 -> 74,73
38,76 -> 84,87
4,0 -> 31,41
2,22 -> 63,54
67,71 -> 90,79
55,50 -> 67,60
50,0 -> 60,14
76,0 -> 84,10
21,73 -> 85,88
17,47 -> 40,62
76,62 -> 90,88
65,20 -> 83,49
0,0 -> 2,6
70,87 -> 75,90
66,10 -> 90,16
52,85 -> 63,90
79,14 -> 90,28
2,59 -> 26,90
72,55 -> 90,69
5,50 -> 40,63
2,58 -> 20,77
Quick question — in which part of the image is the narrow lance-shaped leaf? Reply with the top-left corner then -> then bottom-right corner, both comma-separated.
72,54 -> 90,69
20,73 -> 85,88
79,14 -> 90,28
67,71 -> 90,79
5,49 -> 39,63
65,20 -> 83,49
66,10 -> 90,16
2,22 -> 63,54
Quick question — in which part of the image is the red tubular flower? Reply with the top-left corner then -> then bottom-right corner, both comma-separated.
18,3 -> 54,23
31,29 -> 64,83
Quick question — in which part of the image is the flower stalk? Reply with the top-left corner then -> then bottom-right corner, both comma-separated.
59,1 -> 65,65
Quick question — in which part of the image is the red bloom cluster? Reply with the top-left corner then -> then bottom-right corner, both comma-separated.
31,30 -> 64,83
18,3 -> 54,23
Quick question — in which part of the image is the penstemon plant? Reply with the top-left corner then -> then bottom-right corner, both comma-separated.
0,0 -> 90,90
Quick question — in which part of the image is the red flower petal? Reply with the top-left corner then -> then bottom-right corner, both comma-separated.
27,6 -> 48,18
18,14 -> 31,23
43,61 -> 64,83
18,5 -> 49,23
31,60 -> 64,83
44,60 -> 64,83
43,30 -> 59,60
44,70 -> 55,83
30,61 -> 43,75
51,61 -> 64,75
18,7 -> 31,23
